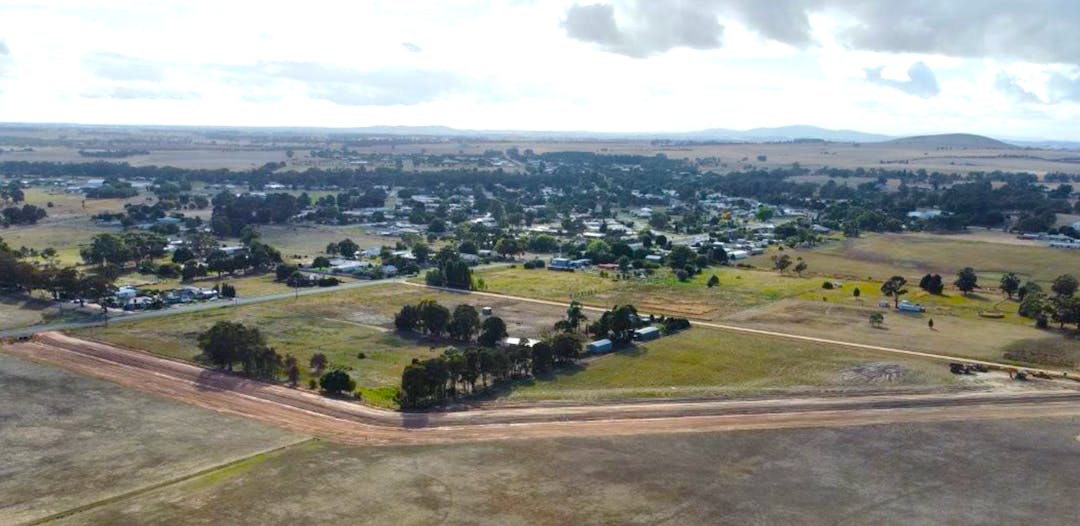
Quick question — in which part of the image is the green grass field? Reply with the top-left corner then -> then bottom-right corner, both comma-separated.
505,326 -> 958,401
746,233 -> 1077,285
477,266 -> 823,320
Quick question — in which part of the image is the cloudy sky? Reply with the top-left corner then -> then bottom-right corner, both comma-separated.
1,0 -> 1079,139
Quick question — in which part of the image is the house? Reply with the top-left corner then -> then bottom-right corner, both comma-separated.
728,250 -> 750,260
123,296 -> 156,311
587,339 -> 613,354
381,264 -> 399,277
645,254 -> 663,263
572,258 -> 592,268
633,326 -> 661,341
84,178 -> 105,189
115,286 -> 138,300
180,286 -> 218,300
460,253 -> 481,264
907,209 -> 943,220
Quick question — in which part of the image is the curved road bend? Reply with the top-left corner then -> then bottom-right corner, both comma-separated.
4,332 -> 1080,446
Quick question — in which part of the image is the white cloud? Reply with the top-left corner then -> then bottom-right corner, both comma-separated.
0,1 -> 1077,140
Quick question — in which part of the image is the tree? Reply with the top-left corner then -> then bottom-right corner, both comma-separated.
395,304 -> 421,331
853,287 -> 861,299
530,341 -> 555,375
999,272 -> 1021,299
1052,274 -> 1078,298
771,253 -> 792,273
337,238 -> 359,258
754,206 -> 774,222
196,321 -> 280,379
954,267 -> 978,296
284,354 -> 300,386
418,299 -> 451,337
309,353 -> 328,375
448,304 -> 480,342
312,256 -> 331,268
880,276 -> 908,308
869,312 -> 884,328
707,275 -> 720,288
918,273 -> 944,295
1018,281 -> 1041,301
564,300 -> 587,332
667,245 -> 695,270
793,260 -> 807,277
319,369 -> 355,395
478,316 -> 508,347
549,332 -> 583,365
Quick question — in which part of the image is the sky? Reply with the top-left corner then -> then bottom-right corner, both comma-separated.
1,0 -> 1079,139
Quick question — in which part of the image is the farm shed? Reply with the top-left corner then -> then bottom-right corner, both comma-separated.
633,326 -> 661,341
587,339 -> 613,354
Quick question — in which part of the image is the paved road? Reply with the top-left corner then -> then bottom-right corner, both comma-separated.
402,282 -> 1080,379
7,332 -> 1080,446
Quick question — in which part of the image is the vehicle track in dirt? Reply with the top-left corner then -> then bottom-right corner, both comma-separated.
4,332 -> 1080,446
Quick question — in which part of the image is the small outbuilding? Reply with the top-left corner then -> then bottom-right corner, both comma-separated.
587,339 -> 613,354
633,326 -> 661,341
481,306 -> 493,316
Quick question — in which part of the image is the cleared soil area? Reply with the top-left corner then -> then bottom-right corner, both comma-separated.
50,417 -> 1080,525
0,352 -> 300,525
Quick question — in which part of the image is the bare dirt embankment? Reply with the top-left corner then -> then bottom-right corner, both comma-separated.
5,332 -> 1080,446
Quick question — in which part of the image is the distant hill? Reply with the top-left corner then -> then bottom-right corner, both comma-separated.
880,133 -> 1016,149
685,125 -> 893,143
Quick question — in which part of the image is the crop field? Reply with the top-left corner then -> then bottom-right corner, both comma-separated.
504,326 -> 959,402
77,283 -> 570,407
476,266 -> 823,320
0,353 -> 301,525
49,417 -> 1080,525
747,233 -> 1079,285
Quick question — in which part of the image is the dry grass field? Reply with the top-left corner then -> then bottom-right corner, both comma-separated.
77,283 -> 570,407
49,417 -> 1080,525
747,233 -> 1079,285
505,326 -> 959,402
0,353 -> 301,525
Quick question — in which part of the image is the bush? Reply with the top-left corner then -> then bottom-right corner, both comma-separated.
356,352 -> 367,359
822,281 -> 834,290
523,259 -> 546,269
308,378 -> 318,389
317,277 -> 341,287
319,369 -> 356,395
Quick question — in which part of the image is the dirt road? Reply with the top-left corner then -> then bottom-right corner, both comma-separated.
4,332 -> 1080,446
403,282 -> 1078,378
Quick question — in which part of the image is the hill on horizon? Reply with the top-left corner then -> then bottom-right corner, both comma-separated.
880,133 -> 1016,149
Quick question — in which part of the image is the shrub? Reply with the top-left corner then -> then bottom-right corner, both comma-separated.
357,352 -> 367,359
822,281 -> 834,290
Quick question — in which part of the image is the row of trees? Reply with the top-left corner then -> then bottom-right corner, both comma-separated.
1,204 -> 47,226
394,300 -> 508,346
1019,274 -> 1080,330
399,333 -> 584,408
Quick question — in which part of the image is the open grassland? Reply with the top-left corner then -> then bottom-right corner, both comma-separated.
747,233 -> 1079,285
77,284 -> 569,407
505,326 -> 958,402
724,298 -> 1080,371
798,278 -> 1024,323
20,186 -> 150,219
0,217 -> 121,265
233,223 -> 394,263
52,417 -> 1080,525
0,353 -> 300,525
477,266 -> 822,320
